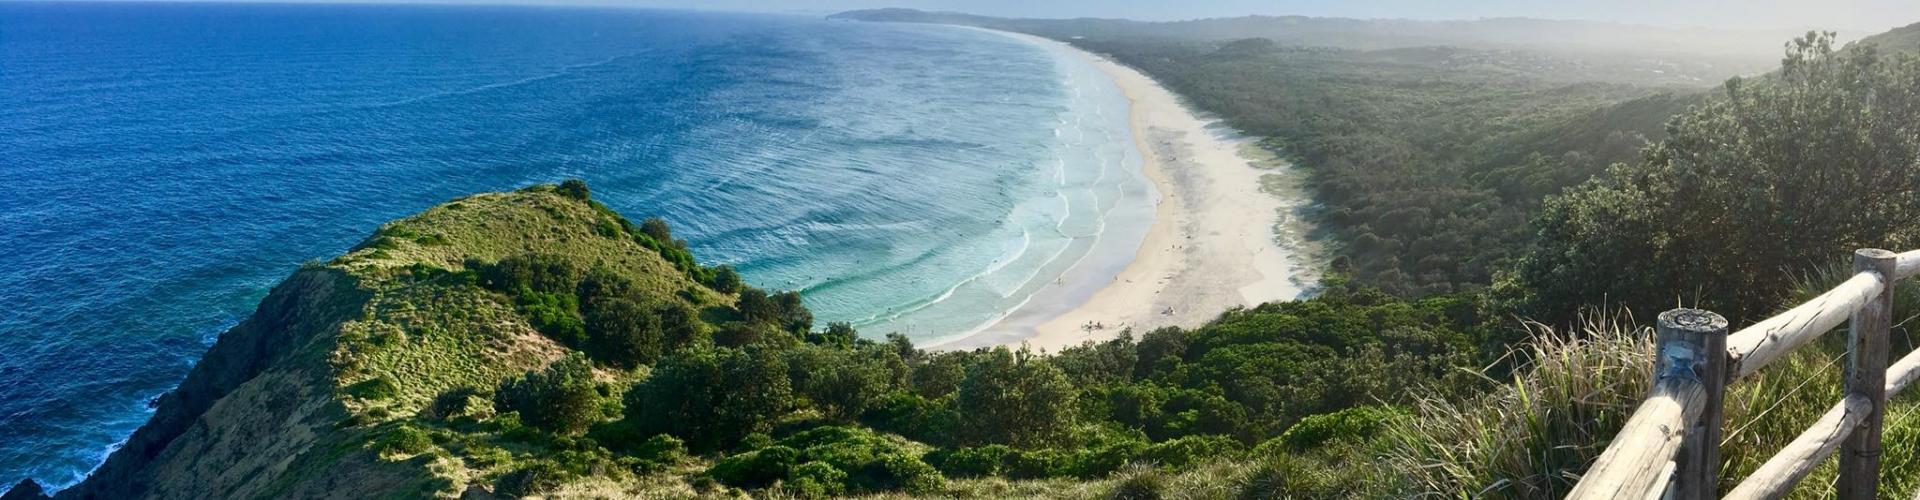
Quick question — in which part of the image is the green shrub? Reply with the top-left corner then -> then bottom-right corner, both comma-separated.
1002,448 -> 1067,479
930,445 -> 1012,478
714,321 -> 788,348
862,453 -> 943,493
576,267 -> 639,303
860,392 -> 957,445
477,253 -> 583,295
556,179 -> 590,200
808,322 -> 858,348
583,297 -> 664,368
518,290 -> 585,347
1068,438 -> 1149,478
495,354 -> 603,435
1140,435 -> 1244,470
1108,466 -> 1167,500
623,346 -> 793,450
709,265 -> 743,294
655,301 -> 710,350
495,460 -> 569,497
909,352 -> 967,399
345,376 -> 400,401
708,445 -> 799,489
787,345 -> 900,421
786,461 -> 848,498
1275,405 -> 1404,452
425,386 -> 493,422
635,434 -> 687,463
639,217 -> 676,246
954,347 -> 1077,447
1052,334 -> 1139,387
376,425 -> 434,456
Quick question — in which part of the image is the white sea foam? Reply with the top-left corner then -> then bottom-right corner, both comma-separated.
853,28 -> 1153,344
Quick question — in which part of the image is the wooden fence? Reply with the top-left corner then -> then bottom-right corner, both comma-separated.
1567,248 -> 1920,499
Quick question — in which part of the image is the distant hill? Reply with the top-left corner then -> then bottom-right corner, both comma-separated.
830,8 -> 1795,69
1855,21 -> 1920,53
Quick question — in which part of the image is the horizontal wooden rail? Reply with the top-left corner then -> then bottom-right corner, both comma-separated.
1725,394 -> 1874,499
1571,248 -> 1907,499
1565,377 -> 1708,498
1894,249 -> 1920,280
1729,345 -> 1920,499
1725,271 -> 1882,380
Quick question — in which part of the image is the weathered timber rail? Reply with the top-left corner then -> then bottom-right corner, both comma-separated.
1568,248 -> 1920,499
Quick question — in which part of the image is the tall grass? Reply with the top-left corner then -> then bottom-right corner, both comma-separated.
1382,311 -> 1652,498
1384,295 -> 1920,498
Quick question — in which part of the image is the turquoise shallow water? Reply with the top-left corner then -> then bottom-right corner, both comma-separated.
0,3 -> 1146,489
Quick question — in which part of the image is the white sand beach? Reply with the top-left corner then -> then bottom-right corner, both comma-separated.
935,31 -> 1321,351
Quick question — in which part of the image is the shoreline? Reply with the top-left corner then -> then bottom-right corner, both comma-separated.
934,30 -> 1320,351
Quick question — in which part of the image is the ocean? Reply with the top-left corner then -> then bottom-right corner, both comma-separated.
0,2 -> 1148,489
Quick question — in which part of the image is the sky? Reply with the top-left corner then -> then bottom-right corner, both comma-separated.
601,0 -> 1920,33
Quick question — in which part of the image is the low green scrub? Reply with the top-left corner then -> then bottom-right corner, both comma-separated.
707,426 -> 943,494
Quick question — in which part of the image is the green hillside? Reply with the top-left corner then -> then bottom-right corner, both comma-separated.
32,182 -> 1504,499
1857,22 -> 1920,53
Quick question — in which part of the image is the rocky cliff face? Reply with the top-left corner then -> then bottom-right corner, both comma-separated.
49,267 -> 429,499
12,185 -> 700,499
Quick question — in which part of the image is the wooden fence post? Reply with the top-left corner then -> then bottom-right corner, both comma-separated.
1842,248 -> 1897,499
1660,308 -> 1731,499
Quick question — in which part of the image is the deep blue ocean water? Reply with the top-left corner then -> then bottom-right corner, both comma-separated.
0,1 -> 1146,489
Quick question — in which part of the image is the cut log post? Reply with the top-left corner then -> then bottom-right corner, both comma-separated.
1569,309 -> 1726,500
1663,308 -> 1731,500
1841,248 -> 1897,499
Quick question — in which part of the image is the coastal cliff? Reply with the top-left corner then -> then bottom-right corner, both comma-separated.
28,184 -> 722,498
10,179 -> 1491,499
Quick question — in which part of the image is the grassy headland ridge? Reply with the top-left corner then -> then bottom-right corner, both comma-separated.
20,182 -> 1500,499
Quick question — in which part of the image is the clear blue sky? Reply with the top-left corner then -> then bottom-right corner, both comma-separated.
610,0 -> 1917,32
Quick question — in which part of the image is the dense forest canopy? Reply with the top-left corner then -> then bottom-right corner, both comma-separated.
835,8 -> 1764,296
831,8 -> 1794,75
1516,34 -> 1920,322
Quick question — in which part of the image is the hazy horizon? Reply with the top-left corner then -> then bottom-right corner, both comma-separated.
26,0 -> 1920,33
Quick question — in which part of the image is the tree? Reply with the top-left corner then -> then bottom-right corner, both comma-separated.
1134,327 -> 1188,380
1516,33 -> 1920,322
624,346 -> 794,449
787,345 -> 899,421
737,288 -> 782,325
774,290 -> 814,333
477,253 -> 582,295
711,264 -> 744,294
715,321 -> 789,348
952,347 -> 1077,447
576,267 -> 638,303
809,321 -> 858,347
655,301 -> 710,350
909,351 -> 967,399
495,354 -> 602,435
1051,334 -> 1137,386
557,179 -> 590,200
584,297 -> 664,368
639,217 -> 675,246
